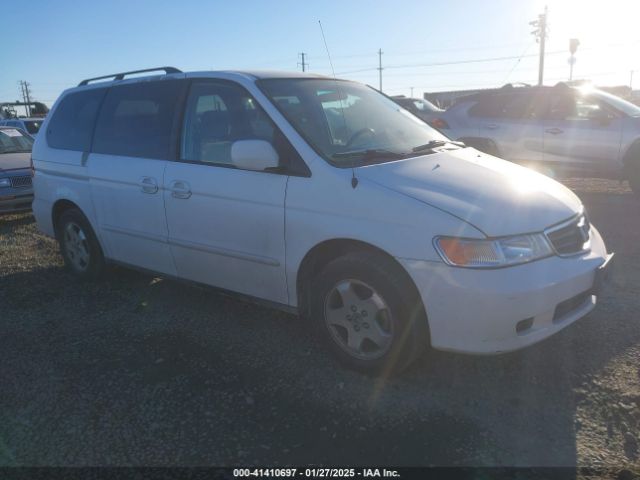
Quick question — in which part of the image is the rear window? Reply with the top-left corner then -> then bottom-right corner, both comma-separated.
47,88 -> 107,151
469,92 -> 547,119
0,128 -> 34,153
468,94 -> 511,118
92,80 -> 185,159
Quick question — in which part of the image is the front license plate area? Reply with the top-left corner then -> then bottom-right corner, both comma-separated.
592,253 -> 614,297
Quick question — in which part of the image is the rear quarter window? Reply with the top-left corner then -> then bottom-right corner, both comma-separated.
92,80 -> 185,160
46,88 -> 107,151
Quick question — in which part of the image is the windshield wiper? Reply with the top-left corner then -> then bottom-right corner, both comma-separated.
412,140 -> 465,153
332,148 -> 408,162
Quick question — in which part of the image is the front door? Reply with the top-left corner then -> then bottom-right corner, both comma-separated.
542,90 -> 623,177
164,80 -> 289,304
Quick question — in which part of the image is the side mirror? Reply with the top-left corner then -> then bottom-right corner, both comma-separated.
230,139 -> 280,171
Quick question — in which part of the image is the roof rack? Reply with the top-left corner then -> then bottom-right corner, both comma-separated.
78,66 -> 182,86
500,82 -> 531,89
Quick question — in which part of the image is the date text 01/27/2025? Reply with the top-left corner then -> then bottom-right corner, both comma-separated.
232,468 -> 401,478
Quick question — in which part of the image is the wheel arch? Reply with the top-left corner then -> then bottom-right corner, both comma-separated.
621,138 -> 640,175
295,238 -> 428,326
52,199 -> 86,238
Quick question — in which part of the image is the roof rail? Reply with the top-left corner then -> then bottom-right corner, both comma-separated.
500,82 -> 531,89
78,67 -> 182,86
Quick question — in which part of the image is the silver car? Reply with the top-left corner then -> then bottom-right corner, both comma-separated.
439,84 -> 640,194
390,95 -> 445,127
0,117 -> 45,138
0,126 -> 34,214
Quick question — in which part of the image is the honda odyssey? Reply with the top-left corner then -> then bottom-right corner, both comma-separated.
32,67 -> 613,373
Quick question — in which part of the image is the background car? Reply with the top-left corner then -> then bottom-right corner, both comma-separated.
389,95 -> 447,129
0,117 -> 45,138
0,126 -> 34,214
437,83 -> 640,193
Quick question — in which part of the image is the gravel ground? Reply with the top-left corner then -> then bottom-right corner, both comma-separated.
0,178 -> 639,474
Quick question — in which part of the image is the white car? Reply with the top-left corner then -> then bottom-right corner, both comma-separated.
32,67 -> 613,373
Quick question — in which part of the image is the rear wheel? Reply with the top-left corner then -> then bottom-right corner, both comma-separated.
310,251 -> 429,374
57,208 -> 105,280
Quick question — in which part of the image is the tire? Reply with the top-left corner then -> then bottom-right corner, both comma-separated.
310,251 -> 429,374
57,208 -> 105,281
628,161 -> 640,196
623,142 -> 640,196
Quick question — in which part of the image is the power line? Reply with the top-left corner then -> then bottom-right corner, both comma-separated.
502,42 -> 535,84
336,49 -> 568,75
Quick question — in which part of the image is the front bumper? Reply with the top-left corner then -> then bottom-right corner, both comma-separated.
0,190 -> 34,214
399,225 -> 610,354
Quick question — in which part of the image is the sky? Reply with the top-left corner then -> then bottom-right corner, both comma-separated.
2,0 -> 640,109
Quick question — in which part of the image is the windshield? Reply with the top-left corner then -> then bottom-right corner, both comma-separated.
258,78 -> 451,166
587,89 -> 640,117
413,98 -> 441,112
24,120 -> 43,134
0,128 -> 34,153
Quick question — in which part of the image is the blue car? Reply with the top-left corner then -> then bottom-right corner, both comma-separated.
0,126 -> 34,214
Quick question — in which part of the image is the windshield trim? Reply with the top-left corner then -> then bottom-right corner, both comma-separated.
588,90 -> 640,117
255,78 -> 446,169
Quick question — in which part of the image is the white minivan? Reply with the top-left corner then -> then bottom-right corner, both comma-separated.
32,67 -> 613,373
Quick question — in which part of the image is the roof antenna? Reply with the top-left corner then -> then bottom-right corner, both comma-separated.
318,20 -> 358,189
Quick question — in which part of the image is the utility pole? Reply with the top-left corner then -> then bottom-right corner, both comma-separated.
530,6 -> 548,86
377,48 -> 383,92
568,38 -> 580,82
410,87 -> 414,97
19,81 -> 32,116
631,70 -> 635,90
298,52 -> 308,72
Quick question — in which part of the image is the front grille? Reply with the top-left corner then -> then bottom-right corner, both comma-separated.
545,214 -> 590,256
9,176 -> 32,189
553,290 -> 591,322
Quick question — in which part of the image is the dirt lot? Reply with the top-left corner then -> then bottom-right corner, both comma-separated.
1,179 -> 639,473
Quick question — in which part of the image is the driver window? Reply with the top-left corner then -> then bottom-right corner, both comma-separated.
548,93 -> 609,121
181,82 -> 277,166
548,93 -> 577,120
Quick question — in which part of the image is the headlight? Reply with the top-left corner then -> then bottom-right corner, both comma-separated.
434,233 -> 553,268
0,178 -> 11,188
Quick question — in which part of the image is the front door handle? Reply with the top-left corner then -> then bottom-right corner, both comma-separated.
485,124 -> 498,130
545,127 -> 564,135
139,176 -> 158,194
170,180 -> 192,199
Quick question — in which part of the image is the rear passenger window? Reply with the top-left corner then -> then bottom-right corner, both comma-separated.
92,80 -> 184,159
47,88 -> 106,151
469,92 -> 546,120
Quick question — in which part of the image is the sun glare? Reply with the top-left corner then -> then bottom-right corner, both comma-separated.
537,0 -> 640,86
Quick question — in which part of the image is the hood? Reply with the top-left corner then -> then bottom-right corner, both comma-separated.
356,147 -> 582,237
0,152 -> 31,172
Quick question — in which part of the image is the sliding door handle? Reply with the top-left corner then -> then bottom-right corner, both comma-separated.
170,180 -> 192,199
139,176 -> 158,194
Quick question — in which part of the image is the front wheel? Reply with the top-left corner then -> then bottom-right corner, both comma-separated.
310,252 -> 429,374
629,162 -> 640,196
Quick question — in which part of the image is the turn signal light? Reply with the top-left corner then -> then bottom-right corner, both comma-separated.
429,118 -> 450,130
